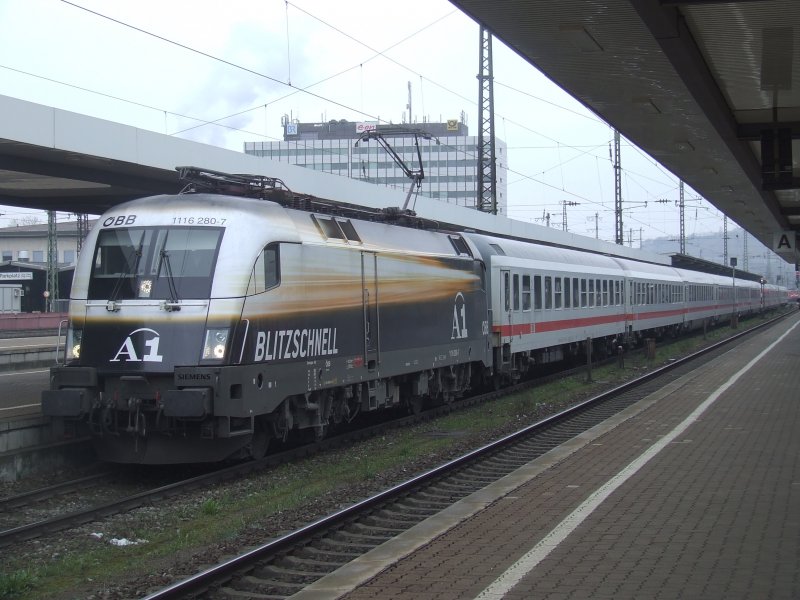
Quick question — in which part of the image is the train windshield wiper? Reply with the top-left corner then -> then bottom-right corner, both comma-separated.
108,236 -> 144,308
158,249 -> 181,309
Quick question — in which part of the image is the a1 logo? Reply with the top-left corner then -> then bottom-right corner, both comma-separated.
110,328 -> 164,362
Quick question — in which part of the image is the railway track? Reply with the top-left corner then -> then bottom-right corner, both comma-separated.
139,313 -> 789,600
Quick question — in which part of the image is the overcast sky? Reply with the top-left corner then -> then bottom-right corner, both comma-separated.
0,0 -> 730,247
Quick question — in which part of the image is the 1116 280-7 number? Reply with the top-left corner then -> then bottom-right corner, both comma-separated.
172,216 -> 227,225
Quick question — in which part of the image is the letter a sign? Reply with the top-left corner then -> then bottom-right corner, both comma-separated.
773,230 -> 797,258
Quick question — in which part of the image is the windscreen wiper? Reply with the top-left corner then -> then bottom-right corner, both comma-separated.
107,237 -> 144,311
158,249 -> 181,311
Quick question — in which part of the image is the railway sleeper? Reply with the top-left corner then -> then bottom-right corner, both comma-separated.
341,522 -> 403,537
314,538 -> 377,554
276,554 -> 342,574
294,545 -> 361,562
328,530 -> 393,545
232,574 -> 304,596
250,564 -> 321,584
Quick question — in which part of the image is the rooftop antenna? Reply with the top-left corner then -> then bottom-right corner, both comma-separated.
407,81 -> 412,125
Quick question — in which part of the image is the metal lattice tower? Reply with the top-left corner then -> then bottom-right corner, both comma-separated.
561,201 -> 579,232
743,232 -> 749,271
613,130 -> 623,244
47,210 -> 58,311
723,215 -> 728,266
76,213 -> 90,255
477,26 -> 497,214
678,181 -> 686,254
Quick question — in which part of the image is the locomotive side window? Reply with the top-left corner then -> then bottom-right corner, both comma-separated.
248,244 -> 281,294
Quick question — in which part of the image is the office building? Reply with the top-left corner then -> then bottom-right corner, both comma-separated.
244,118 -> 508,214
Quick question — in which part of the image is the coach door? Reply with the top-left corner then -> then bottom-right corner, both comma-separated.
501,269 -> 512,337
362,251 -> 380,370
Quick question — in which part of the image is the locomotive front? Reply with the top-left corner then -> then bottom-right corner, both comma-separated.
42,194 -> 278,463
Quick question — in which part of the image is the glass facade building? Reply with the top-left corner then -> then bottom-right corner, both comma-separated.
244,119 -> 507,214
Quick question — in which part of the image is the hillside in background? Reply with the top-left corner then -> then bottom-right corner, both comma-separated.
639,227 -> 796,288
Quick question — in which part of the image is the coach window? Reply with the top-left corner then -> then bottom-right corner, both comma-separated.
554,277 -> 562,309
602,280 -> 609,306
544,276 -> 553,309
522,275 -> 531,311
513,274 -> 521,311
588,279 -> 595,307
564,277 -> 571,309
534,275 -> 542,310
572,277 -> 579,308
581,278 -> 588,307
614,280 -> 621,305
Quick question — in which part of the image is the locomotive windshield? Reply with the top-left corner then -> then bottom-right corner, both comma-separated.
88,226 -> 223,300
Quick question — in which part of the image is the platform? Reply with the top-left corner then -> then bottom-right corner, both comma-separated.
292,312 -> 800,600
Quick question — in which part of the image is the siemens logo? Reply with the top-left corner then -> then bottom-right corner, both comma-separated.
177,373 -> 213,381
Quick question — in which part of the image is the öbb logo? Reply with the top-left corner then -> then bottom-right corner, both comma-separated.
111,328 -> 164,363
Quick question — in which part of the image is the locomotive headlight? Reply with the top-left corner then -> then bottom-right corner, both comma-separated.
66,328 -> 83,361
202,328 -> 229,361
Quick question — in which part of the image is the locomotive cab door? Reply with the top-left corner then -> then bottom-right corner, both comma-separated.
361,251 -> 379,370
